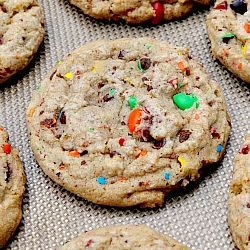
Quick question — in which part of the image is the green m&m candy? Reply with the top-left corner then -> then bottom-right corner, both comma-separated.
173,92 -> 198,110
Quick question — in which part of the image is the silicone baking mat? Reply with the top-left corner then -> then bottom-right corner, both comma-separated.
1,0 -> 249,249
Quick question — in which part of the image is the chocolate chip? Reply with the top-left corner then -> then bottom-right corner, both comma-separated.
103,94 -> 114,102
208,100 -> 215,107
39,110 -> 44,116
247,203 -> 250,208
109,151 -> 120,157
140,58 -> 151,70
179,130 -> 192,143
118,50 -> 126,59
239,145 -> 250,154
147,85 -> 153,91
59,111 -> 66,124
80,150 -> 88,156
5,163 -> 11,182
40,118 -> 57,128
81,160 -> 87,165
140,127 -> 153,142
222,36 -> 234,44
56,172 -> 61,177
98,82 -> 107,89
142,77 -> 148,82
153,138 -> 166,149
230,0 -> 247,14
0,37 -> 3,45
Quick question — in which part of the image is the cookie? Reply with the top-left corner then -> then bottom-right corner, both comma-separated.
0,126 -> 26,248
206,0 -> 250,84
228,134 -> 250,250
59,224 -> 189,249
0,0 -> 45,84
26,37 -> 231,208
66,0 -> 210,25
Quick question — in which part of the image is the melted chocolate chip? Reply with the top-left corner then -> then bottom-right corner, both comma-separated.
179,130 -> 192,143
103,94 -> 114,102
118,50 -> 126,59
222,36 -> 234,44
5,163 -> 11,182
40,118 -> 57,128
230,0 -> 247,14
81,160 -> 87,165
98,82 -> 106,88
80,150 -> 88,156
109,151 -> 120,157
0,37 -> 3,45
247,202 -> 250,208
39,110 -> 44,116
140,127 -> 153,142
147,85 -> 153,91
152,138 -> 166,149
142,77 -> 148,82
59,111 -> 66,124
140,58 -> 151,70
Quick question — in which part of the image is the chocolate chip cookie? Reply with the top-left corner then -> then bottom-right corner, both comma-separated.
206,0 -> 250,84
0,126 -> 26,248
27,37 -> 231,207
67,0 -> 210,25
59,224 -> 189,249
228,134 -> 250,250
0,0 -> 45,83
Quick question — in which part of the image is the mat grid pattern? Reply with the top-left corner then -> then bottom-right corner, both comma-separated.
1,0 -> 248,249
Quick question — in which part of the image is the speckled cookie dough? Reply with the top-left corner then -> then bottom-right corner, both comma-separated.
66,0 -> 210,25
206,0 -> 250,84
27,37 -> 231,208
228,134 -> 250,250
59,224 -> 189,250
0,0 -> 45,84
0,126 -> 26,248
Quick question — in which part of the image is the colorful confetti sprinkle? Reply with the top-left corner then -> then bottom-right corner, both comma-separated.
64,72 -> 72,79
97,176 -> 107,185
217,144 -> 223,152
164,173 -> 171,180
128,96 -> 137,109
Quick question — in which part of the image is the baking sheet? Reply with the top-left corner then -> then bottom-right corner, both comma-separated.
1,0 -> 249,249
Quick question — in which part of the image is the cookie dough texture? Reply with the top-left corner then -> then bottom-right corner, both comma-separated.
228,134 -> 250,250
27,37 -> 231,208
59,224 -> 189,250
206,0 -> 250,84
67,0 -> 210,24
0,0 -> 45,83
0,126 -> 26,248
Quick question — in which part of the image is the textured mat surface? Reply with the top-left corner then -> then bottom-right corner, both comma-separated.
1,0 -> 249,249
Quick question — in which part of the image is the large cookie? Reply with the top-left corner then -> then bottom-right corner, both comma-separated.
228,134 -> 250,250
26,37 -> 231,208
59,224 -> 189,249
206,0 -> 250,84
0,0 -> 45,84
0,126 -> 26,248
66,0 -> 210,25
